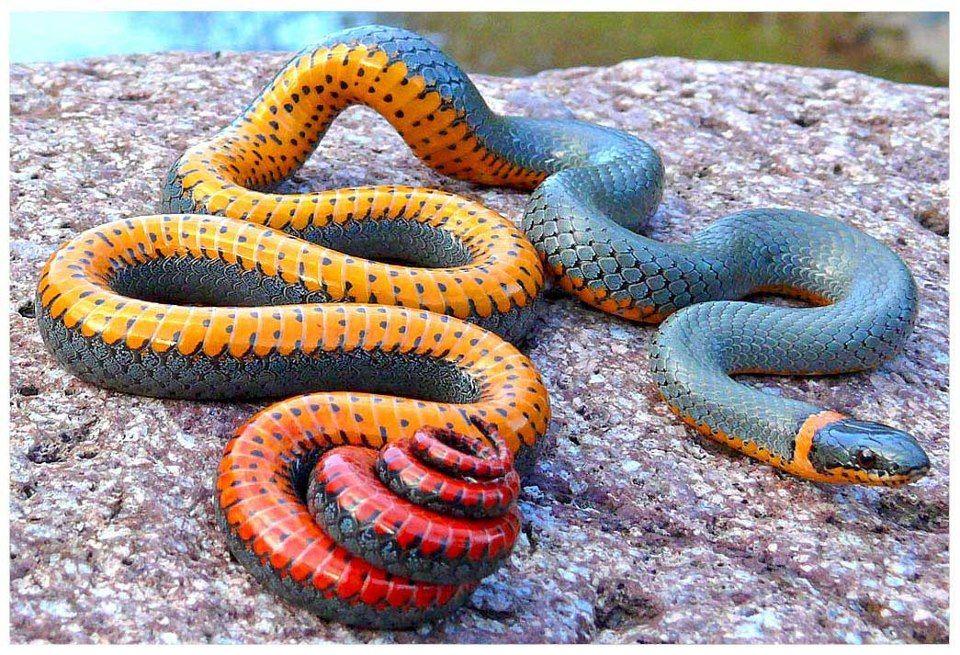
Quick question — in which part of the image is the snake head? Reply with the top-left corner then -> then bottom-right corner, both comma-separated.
809,418 -> 930,486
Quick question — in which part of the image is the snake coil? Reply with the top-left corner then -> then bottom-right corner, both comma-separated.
218,416 -> 520,627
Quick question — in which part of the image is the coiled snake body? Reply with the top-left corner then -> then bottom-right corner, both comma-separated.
37,25 -> 929,627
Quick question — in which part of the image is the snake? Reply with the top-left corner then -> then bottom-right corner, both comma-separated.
36,24 -> 929,628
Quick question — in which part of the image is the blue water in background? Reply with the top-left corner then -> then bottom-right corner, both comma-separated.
10,11 -> 948,86
10,12 -> 369,63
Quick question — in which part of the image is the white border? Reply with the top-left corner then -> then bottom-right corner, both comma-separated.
1,2 -> 954,651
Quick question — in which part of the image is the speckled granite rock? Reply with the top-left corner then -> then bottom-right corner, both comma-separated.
9,51 -> 948,644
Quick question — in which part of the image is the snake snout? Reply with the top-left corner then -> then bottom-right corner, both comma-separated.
810,418 -> 930,486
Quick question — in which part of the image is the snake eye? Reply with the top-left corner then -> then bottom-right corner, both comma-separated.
855,448 -> 878,470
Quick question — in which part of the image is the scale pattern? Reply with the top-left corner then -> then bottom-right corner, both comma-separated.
36,210 -> 548,627
38,23 -> 930,630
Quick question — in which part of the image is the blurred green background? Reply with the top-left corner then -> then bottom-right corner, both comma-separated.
10,12 -> 948,86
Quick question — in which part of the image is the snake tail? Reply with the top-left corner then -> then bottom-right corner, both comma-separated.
36,212 -> 547,625
37,213 -> 548,624
216,416 -> 520,628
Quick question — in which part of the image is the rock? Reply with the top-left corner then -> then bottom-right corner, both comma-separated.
9,50 -> 947,644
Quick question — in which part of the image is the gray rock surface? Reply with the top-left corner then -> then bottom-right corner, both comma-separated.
9,51 -> 948,644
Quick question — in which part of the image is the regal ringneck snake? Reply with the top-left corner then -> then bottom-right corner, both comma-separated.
36,25 -> 930,628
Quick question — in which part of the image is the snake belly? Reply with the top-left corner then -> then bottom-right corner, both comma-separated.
35,28 -> 556,626
37,210 -> 548,626
164,23 -> 928,487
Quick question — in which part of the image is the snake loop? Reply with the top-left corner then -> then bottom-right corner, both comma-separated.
216,413 -> 520,627
305,418 -> 520,585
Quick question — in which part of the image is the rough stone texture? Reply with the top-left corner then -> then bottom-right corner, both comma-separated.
9,51 -> 948,644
